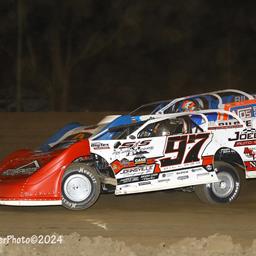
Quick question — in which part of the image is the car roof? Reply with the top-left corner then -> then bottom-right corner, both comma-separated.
130,89 -> 254,116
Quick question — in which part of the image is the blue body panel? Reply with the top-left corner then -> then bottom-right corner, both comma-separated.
40,92 -> 252,148
94,115 -> 133,140
39,122 -> 82,152
230,104 -> 256,118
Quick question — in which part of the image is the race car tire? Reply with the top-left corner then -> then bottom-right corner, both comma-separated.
195,161 -> 241,204
62,163 -> 101,210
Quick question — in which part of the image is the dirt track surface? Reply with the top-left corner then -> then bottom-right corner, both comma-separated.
0,184 -> 256,247
1,113 -> 256,254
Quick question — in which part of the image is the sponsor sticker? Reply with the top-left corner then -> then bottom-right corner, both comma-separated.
228,129 -> 256,147
161,172 -> 174,178
91,142 -> 110,150
117,173 -> 158,184
177,175 -> 189,180
120,158 -> 130,167
197,172 -> 210,178
113,140 -> 153,156
117,164 -> 155,178
158,178 -> 170,183
134,156 -> 147,165
191,168 -> 203,173
176,170 -> 188,175
138,181 -> 151,186
244,147 -> 256,160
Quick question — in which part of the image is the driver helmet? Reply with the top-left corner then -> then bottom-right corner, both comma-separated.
154,121 -> 171,136
181,100 -> 198,112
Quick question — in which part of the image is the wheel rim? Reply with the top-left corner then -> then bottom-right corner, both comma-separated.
63,174 -> 92,202
211,171 -> 235,198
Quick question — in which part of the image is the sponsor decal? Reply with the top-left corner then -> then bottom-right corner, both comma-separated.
138,181 -> 151,186
2,160 -> 40,176
161,172 -> 174,178
244,147 -> 256,160
113,145 -> 154,157
117,173 -> 159,184
118,176 -> 140,184
176,170 -> 188,175
114,140 -> 152,149
229,129 -> 256,146
158,178 -> 170,183
191,168 -> 203,173
117,165 -> 155,178
122,184 -> 131,188
177,175 -> 189,180
91,142 -> 110,150
140,173 -> 159,181
113,140 -> 154,157
235,141 -> 256,147
197,172 -> 210,178
112,164 -> 119,172
120,158 -> 130,167
161,163 -> 201,172
244,161 -> 256,171
234,95 -> 247,102
134,156 -> 147,165
217,120 -> 241,127
220,148 -> 235,154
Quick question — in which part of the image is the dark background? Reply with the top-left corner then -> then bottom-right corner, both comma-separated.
0,0 -> 256,112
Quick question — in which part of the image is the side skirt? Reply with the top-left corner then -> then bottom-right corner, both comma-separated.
0,200 -> 62,206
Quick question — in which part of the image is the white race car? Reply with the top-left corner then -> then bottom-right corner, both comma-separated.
59,109 -> 256,209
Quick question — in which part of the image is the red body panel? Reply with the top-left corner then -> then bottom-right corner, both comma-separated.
0,140 -> 90,201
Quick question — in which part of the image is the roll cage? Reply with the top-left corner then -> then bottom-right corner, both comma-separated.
130,89 -> 254,116
130,110 -> 245,138
91,109 -> 246,141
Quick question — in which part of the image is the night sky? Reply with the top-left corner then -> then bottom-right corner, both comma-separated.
0,0 -> 256,111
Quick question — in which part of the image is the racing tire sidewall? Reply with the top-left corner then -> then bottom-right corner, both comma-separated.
62,164 -> 100,210
205,162 -> 240,203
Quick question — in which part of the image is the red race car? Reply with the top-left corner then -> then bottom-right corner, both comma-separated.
0,138 -> 92,207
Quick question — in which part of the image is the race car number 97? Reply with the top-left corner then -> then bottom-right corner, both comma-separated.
160,133 -> 210,167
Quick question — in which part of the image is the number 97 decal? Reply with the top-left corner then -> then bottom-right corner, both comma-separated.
160,133 -> 210,167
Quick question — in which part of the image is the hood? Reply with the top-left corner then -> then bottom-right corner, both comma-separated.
0,139 -> 91,178
0,148 -> 65,177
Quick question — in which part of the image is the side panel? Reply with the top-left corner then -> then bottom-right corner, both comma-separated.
90,134 -> 219,195
224,100 -> 256,128
203,127 -> 256,178
0,140 -> 91,202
